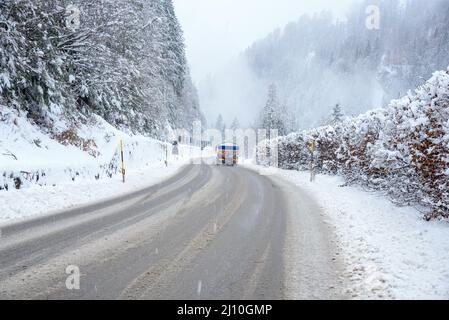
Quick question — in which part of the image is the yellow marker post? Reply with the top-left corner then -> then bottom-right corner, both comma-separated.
310,140 -> 315,182
120,140 -> 125,183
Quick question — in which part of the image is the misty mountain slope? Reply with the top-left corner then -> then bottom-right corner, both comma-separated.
201,0 -> 449,129
0,0 -> 204,139
248,0 -> 449,127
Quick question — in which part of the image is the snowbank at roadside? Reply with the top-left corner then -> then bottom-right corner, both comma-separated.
0,160 -> 188,224
0,107 -> 198,189
279,170 -> 449,299
0,107 -> 203,224
244,163 -> 449,300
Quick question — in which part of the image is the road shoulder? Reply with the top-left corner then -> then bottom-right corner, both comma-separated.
241,164 -> 349,299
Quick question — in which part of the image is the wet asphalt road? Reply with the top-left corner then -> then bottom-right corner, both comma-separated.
0,163 -> 343,300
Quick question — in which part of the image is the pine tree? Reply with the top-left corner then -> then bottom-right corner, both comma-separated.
279,103 -> 297,134
260,84 -> 286,136
230,117 -> 240,130
215,114 -> 225,134
330,104 -> 344,125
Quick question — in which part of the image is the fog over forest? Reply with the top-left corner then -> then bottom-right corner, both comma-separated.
197,0 -> 449,130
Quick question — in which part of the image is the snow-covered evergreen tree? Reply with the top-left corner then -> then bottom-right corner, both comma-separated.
259,84 -> 286,135
279,102 -> 297,134
329,104 -> 344,126
215,114 -> 225,134
230,117 -> 240,131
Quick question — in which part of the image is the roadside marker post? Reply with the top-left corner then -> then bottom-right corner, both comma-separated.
165,143 -> 168,167
310,140 -> 315,182
120,140 -> 125,183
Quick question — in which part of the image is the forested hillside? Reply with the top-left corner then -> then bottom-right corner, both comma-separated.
0,0 -> 204,138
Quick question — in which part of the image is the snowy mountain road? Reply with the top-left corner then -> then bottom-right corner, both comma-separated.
0,163 -> 344,300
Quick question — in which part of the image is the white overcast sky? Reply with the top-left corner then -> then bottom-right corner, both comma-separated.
173,0 -> 359,83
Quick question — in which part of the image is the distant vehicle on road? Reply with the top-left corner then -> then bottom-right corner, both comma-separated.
216,143 -> 239,166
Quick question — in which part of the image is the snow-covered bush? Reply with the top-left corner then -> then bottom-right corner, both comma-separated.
257,69 -> 449,219
256,132 -> 309,170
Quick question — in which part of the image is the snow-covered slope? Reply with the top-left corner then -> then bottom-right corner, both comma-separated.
0,106 -> 190,189
0,107 -> 201,223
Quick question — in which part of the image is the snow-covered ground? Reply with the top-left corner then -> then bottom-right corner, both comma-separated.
0,160 -> 189,225
0,107 -> 205,224
270,167 -> 449,300
0,107 -> 192,188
